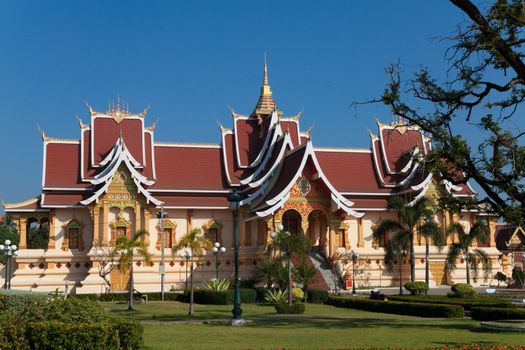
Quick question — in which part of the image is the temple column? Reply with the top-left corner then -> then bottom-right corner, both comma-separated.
187,209 -> 193,233
301,219 -> 309,238
102,205 -> 109,244
357,218 -> 364,248
444,211 -> 451,244
92,207 -> 100,246
144,209 -> 151,245
487,217 -> 497,248
135,203 -> 142,231
48,212 -> 56,249
19,217 -> 27,249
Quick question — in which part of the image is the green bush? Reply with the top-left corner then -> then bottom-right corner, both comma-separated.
0,289 -> 48,313
327,296 -> 464,318
275,302 -> 306,314
471,306 -> 525,321
111,317 -> 143,349
449,283 -> 475,298
404,281 -> 428,296
306,289 -> 329,304
239,288 -> 257,303
21,298 -> 108,323
193,290 -> 232,304
388,295 -> 515,310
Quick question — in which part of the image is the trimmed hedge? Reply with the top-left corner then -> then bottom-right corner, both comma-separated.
404,281 -> 428,296
0,289 -> 48,313
327,296 -> 464,318
388,295 -> 516,311
181,288 -> 257,305
449,283 -> 475,298
275,302 -> 306,314
306,289 -> 329,304
471,306 -> 525,321
74,292 -> 181,302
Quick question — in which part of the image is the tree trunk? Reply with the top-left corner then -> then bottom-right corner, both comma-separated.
410,229 -> 415,282
189,257 -> 194,316
465,252 -> 471,285
399,260 -> 403,295
425,240 -> 430,286
288,257 -> 293,307
128,260 -> 134,311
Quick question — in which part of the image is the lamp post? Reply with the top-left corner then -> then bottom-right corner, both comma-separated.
212,242 -> 226,280
350,249 -> 359,295
156,205 -> 167,301
228,189 -> 245,326
0,240 -> 19,289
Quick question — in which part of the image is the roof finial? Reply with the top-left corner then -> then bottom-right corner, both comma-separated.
116,95 -> 121,113
263,52 -> 269,86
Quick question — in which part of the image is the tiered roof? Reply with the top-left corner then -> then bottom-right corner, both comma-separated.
5,62 -> 477,217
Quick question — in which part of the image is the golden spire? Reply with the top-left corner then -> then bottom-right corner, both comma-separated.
253,54 -> 278,116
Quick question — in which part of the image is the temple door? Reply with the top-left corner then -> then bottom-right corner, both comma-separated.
110,268 -> 130,291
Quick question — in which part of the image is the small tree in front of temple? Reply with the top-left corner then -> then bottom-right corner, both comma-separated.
114,229 -> 151,311
445,221 -> 492,285
90,243 -> 119,292
383,236 -> 409,295
0,215 -> 19,265
173,228 -> 212,316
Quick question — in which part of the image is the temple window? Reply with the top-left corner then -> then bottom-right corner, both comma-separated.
203,219 -> 222,244
110,215 -> 131,244
156,220 -> 177,250
63,219 -> 83,251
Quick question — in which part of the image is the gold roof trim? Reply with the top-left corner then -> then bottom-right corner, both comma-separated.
3,196 -> 39,209
86,98 -> 149,123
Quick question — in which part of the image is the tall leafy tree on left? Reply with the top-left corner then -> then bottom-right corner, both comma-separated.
0,215 -> 19,264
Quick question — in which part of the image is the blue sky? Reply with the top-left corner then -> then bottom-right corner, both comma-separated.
0,1 -> 470,206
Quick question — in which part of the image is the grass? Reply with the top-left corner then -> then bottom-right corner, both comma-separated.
103,301 -> 525,349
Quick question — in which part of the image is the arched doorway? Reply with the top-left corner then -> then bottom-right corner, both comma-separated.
282,209 -> 302,235
307,210 -> 328,251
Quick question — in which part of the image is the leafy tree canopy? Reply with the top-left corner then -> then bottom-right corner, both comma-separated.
373,0 -> 525,224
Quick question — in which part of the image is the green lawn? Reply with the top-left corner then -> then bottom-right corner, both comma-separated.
103,301 -> 525,349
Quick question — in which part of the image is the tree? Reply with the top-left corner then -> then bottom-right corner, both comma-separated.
420,216 -> 446,286
374,0 -> 525,224
383,236 -> 408,295
114,229 -> 151,311
269,228 -> 310,306
372,197 -> 432,283
445,221 -> 492,284
0,215 -> 19,265
173,228 -> 212,316
90,244 -> 119,292
255,256 -> 288,289
293,258 -> 317,294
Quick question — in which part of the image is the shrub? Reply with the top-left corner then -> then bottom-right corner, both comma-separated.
292,287 -> 304,302
388,295 -> 515,310
111,317 -> 143,349
471,306 -> 525,321
275,302 -> 306,314
306,289 -> 329,304
264,289 -> 288,306
404,281 -> 428,296
511,266 -> 524,288
239,288 -> 257,304
449,283 -> 475,298
494,271 -> 507,286
327,296 -> 464,318
21,298 -> 108,323
203,278 -> 230,292
0,289 -> 47,313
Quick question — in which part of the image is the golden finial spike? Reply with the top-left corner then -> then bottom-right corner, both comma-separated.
116,95 -> 121,112
263,53 -> 269,86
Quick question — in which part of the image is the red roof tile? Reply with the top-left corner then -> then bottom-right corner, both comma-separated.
151,145 -> 227,190
380,128 -> 425,174
92,117 -> 143,165
154,195 -> 229,207
44,142 -> 91,189
234,117 -> 272,167
42,193 -> 91,206
280,120 -> 300,147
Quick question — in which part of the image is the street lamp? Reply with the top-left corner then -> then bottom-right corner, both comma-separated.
156,205 -> 167,301
0,240 -> 19,289
212,242 -> 226,280
350,249 -> 359,295
228,189 -> 245,326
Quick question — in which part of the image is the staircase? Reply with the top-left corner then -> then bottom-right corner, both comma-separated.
291,251 -> 339,291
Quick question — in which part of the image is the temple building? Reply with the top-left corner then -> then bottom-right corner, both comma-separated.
3,62 -> 505,293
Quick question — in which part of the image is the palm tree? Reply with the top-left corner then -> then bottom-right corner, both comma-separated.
383,235 -> 408,295
420,216 -> 445,286
445,221 -> 492,285
114,229 -> 151,311
269,228 -> 310,306
293,257 -> 317,295
372,197 -> 430,283
173,228 -> 212,316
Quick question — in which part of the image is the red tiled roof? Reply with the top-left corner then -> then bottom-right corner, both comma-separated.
44,142 -> 91,189
154,195 -> 229,207
494,225 -> 525,251
42,193 -> 91,206
4,197 -> 45,211
315,150 -> 390,194
380,128 -> 424,174
223,133 -> 255,185
345,197 -> 389,209
81,130 -> 98,179
92,118 -> 143,165
139,132 -> 154,180
234,117 -> 272,167
151,145 -> 227,190
280,121 -> 300,147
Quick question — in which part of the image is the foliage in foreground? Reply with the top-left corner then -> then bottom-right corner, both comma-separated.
471,306 -> 525,321
0,291 -> 142,349
327,295 -> 464,318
